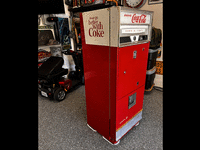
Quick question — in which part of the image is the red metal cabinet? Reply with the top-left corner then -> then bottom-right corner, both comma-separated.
80,6 -> 153,144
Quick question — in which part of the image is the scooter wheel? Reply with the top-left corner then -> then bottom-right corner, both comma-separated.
54,88 -> 66,101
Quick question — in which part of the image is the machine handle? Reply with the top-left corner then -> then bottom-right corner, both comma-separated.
133,51 -> 137,59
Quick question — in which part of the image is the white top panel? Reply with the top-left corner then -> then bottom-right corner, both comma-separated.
82,6 -> 153,47
120,25 -> 148,36
120,12 -> 151,24
82,8 -> 109,46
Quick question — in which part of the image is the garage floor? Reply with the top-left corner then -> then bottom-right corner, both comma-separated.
38,85 -> 163,150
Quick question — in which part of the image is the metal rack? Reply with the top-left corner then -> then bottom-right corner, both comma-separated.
66,1 -> 119,52
68,1 -> 117,13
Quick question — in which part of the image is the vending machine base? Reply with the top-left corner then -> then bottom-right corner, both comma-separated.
80,6 -> 153,144
87,112 -> 141,145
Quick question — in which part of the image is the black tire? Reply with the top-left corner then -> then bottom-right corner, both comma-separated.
54,88 -> 66,101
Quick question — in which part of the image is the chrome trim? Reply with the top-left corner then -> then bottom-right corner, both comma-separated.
119,41 -> 149,47
116,110 -> 142,141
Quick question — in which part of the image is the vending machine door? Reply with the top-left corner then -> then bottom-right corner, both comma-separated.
116,86 -> 144,141
117,42 -> 149,99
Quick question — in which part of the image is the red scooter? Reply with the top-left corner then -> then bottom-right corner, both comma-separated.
38,49 -> 84,101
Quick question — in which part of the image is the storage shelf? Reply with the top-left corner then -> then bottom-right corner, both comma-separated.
68,2 -> 117,13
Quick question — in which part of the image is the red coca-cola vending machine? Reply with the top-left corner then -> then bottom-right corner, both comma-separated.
80,6 -> 153,145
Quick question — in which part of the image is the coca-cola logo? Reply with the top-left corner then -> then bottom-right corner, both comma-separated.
88,16 -> 104,37
131,14 -> 146,23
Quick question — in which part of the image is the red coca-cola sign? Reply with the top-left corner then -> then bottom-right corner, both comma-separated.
88,16 -> 104,37
131,14 -> 146,23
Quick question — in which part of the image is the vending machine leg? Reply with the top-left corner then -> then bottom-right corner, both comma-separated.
87,124 -> 97,132
102,136 -> 120,145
